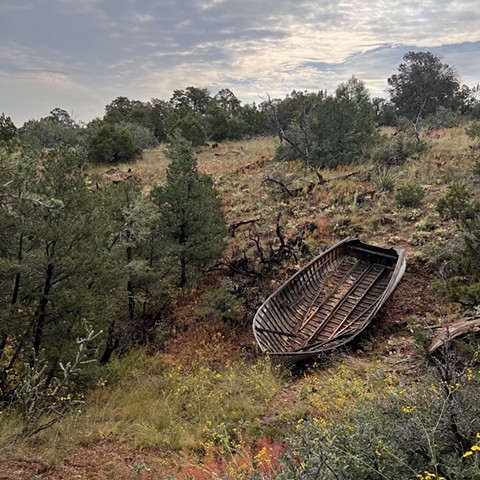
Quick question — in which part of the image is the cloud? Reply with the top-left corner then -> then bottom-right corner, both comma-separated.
1,0 -> 479,124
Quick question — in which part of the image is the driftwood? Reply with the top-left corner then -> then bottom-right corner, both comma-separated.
428,315 -> 480,353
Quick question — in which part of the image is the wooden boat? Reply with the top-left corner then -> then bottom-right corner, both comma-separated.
253,237 -> 406,361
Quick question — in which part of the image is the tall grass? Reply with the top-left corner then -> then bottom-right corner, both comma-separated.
51,351 -> 285,452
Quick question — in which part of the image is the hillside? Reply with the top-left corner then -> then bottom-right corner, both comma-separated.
1,128 -> 480,479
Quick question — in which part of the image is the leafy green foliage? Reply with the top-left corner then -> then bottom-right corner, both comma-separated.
422,106 -> 464,133
117,121 -> 158,150
103,182 -> 169,350
103,96 -> 175,142
102,89 -> 269,146
152,135 -> 227,286
88,122 -> 139,164
170,86 -> 212,115
388,51 -> 461,121
437,182 -> 472,221
18,108 -> 83,148
171,115 -> 206,146
372,131 -> 427,165
0,113 -> 17,142
0,145 -> 120,400
205,104 -> 247,141
268,353 -> 480,480
275,77 -> 376,169
436,183 -> 480,305
373,97 -> 398,126
466,121 -> 480,140
198,283 -> 243,324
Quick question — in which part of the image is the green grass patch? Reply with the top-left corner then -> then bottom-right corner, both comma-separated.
67,351 -> 285,451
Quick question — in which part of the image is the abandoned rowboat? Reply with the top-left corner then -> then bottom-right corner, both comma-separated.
253,237 -> 406,361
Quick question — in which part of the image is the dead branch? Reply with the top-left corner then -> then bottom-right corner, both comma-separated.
261,177 -> 298,197
213,151 -> 241,157
228,218 -> 260,237
261,176 -> 316,198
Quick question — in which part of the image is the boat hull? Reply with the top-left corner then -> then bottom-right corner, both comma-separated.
253,237 -> 406,361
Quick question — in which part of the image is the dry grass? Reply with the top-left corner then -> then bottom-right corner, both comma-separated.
112,137 -> 278,188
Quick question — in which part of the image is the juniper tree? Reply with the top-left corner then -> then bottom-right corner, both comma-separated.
0,145 -> 118,397
152,135 -> 227,287
0,113 -> 17,142
388,51 -> 460,121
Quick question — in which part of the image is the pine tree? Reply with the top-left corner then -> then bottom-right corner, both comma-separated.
152,136 -> 227,287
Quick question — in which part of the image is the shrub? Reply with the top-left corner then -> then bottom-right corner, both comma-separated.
272,353 -> 480,480
171,115 -> 206,146
422,106 -> 464,133
88,123 -> 139,164
372,167 -> 397,192
396,184 -> 425,207
117,121 -> 158,150
372,132 -> 427,166
198,284 -> 243,324
465,121 -> 480,140
274,78 -> 377,169
437,182 -> 472,221
434,188 -> 480,305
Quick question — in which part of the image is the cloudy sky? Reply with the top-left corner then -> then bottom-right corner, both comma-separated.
1,0 -> 479,126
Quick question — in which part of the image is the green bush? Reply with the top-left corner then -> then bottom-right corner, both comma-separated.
372,132 -> 427,166
117,121 -> 158,150
465,121 -> 480,140
437,182 -> 472,220
198,284 -> 243,324
88,123 -> 139,164
395,184 -> 425,207
270,354 -> 480,480
171,115 -> 206,146
434,185 -> 480,305
422,106 -> 464,132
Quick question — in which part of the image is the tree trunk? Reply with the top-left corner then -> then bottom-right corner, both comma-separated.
0,335 -> 6,366
11,233 -> 23,305
127,278 -> 135,323
126,245 -> 135,323
33,262 -> 54,354
179,256 -> 187,288
100,321 -> 119,364
3,233 -> 24,364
